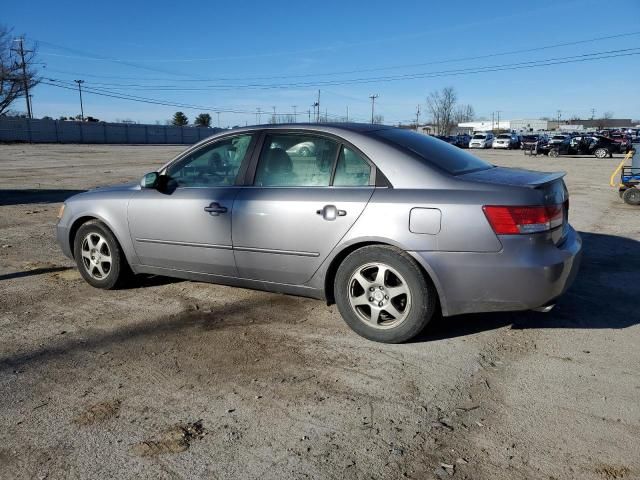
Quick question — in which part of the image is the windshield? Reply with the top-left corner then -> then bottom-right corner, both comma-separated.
472,134 -> 486,139
523,135 -> 539,141
373,128 -> 493,175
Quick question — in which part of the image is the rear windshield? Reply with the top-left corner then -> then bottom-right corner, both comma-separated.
497,134 -> 511,139
523,135 -> 539,141
373,128 -> 493,175
552,135 -> 566,140
472,134 -> 486,139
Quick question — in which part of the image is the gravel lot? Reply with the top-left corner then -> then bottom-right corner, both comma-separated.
1,143 -> 639,480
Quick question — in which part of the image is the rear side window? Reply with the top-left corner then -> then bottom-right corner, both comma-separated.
333,146 -> 371,186
254,134 -> 339,187
374,128 -> 493,175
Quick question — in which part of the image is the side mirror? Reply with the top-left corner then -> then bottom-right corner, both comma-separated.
141,172 -> 159,189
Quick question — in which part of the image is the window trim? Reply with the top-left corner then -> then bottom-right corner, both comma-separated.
331,144 -> 374,187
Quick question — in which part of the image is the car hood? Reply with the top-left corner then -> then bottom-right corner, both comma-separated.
67,181 -> 139,202
89,181 -> 139,193
459,166 -> 565,188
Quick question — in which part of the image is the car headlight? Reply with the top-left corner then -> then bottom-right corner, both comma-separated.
57,204 -> 65,219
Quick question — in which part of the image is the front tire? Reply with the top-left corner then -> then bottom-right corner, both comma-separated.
594,148 -> 608,159
74,220 -> 130,289
334,246 -> 437,343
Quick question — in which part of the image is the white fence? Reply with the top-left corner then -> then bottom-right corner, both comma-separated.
0,118 -> 221,144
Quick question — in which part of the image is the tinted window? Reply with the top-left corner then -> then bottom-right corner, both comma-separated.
333,146 -> 371,186
497,134 -> 511,139
166,134 -> 253,187
374,129 -> 493,175
472,134 -> 486,139
254,134 -> 339,187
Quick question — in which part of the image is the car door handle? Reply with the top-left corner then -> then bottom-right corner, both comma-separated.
204,202 -> 227,216
316,205 -> 346,221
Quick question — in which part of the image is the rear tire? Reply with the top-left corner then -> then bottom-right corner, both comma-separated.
594,148 -> 608,159
73,220 -> 131,289
334,245 -> 437,343
549,148 -> 560,158
622,187 -> 640,206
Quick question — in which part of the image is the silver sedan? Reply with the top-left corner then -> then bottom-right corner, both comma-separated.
56,124 -> 582,343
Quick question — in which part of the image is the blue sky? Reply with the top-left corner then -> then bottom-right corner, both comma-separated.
4,0 -> 640,126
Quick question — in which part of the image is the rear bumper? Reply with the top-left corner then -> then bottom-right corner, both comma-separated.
410,226 -> 582,316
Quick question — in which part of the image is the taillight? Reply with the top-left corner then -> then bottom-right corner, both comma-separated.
483,204 -> 564,234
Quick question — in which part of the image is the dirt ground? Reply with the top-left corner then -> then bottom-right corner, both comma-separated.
1,143 -> 639,480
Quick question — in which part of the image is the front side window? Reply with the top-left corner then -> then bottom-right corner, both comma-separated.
254,134 -> 339,187
166,134 -> 253,187
333,146 -> 372,186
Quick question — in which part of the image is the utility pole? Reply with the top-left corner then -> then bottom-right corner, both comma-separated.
256,107 -> 262,124
74,80 -> 85,121
11,38 -> 33,119
591,108 -> 596,120
292,105 -> 297,122
217,112 -> 220,128
556,110 -> 562,130
496,110 -> 501,132
316,90 -> 321,122
491,112 -> 495,132
415,104 -> 421,131
369,94 -> 379,124
307,109 -> 311,122
346,106 -> 349,122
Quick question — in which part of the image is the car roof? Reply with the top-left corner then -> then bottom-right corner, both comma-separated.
227,122 -> 393,134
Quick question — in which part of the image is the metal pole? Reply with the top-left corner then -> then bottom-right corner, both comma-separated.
369,94 -> 379,124
74,80 -> 85,121
12,38 -> 32,119
292,105 -> 297,122
316,90 -> 321,122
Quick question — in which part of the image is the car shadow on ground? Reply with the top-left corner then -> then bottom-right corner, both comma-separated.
418,231 -> 640,342
0,266 -> 73,281
0,189 -> 86,206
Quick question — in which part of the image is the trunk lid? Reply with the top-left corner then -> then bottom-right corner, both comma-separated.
460,167 -> 569,244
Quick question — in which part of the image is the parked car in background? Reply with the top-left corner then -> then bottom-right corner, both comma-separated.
544,135 -> 573,157
55,123 -> 582,344
522,134 -> 549,154
493,133 -> 520,149
569,135 -> 618,158
469,132 -> 494,148
286,141 -> 316,157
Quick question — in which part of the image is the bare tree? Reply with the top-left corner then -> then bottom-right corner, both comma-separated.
596,111 -> 614,130
0,25 -> 40,116
453,104 -> 475,125
426,87 -> 457,135
372,114 -> 384,125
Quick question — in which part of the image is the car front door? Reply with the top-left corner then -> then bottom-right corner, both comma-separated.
232,132 -> 375,285
128,133 -> 256,275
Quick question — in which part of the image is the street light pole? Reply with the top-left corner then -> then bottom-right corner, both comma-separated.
74,80 -> 85,121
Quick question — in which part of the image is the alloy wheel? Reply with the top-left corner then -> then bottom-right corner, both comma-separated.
81,232 -> 112,280
348,263 -> 411,329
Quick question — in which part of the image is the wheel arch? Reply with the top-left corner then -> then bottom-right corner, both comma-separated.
323,241 -> 446,315
68,214 -> 135,268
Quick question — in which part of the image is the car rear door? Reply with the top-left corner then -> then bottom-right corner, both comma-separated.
127,133 -> 256,275
232,132 -> 375,285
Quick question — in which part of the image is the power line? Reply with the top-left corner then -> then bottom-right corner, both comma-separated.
38,30 -> 640,82
43,47 -> 640,91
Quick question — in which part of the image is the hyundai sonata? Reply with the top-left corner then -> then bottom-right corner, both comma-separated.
56,124 -> 581,343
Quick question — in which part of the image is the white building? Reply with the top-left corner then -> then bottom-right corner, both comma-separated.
458,118 -> 551,133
